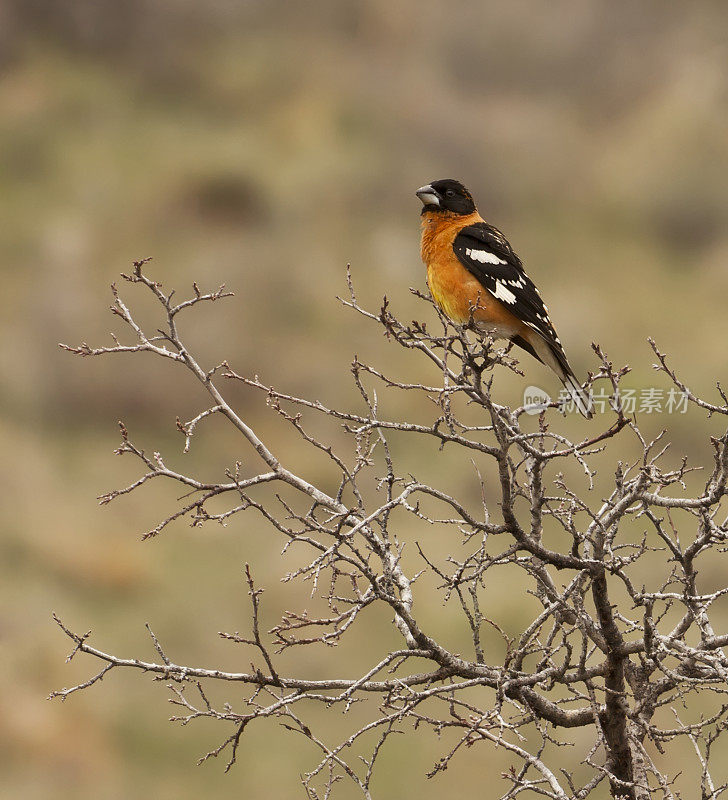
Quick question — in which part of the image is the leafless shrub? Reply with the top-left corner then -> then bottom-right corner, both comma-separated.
51,259 -> 728,799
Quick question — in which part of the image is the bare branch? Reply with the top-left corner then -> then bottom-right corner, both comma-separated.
52,261 -> 728,799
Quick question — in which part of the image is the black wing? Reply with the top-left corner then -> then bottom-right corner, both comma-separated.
454,223 -> 593,418
452,222 -> 563,350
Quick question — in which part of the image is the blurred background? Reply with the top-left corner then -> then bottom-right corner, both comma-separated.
2,1 -> 727,797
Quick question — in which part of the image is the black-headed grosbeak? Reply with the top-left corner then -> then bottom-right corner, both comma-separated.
416,179 -> 592,418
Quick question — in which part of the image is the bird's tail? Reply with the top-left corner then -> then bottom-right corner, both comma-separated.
559,369 -> 593,419
525,335 -> 593,419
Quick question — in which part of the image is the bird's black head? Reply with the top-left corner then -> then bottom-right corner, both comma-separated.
416,179 -> 476,215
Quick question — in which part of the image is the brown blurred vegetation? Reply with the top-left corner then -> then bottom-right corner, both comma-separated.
1,1 -> 727,797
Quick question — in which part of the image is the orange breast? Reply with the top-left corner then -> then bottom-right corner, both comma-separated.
420,211 -> 526,337
426,259 -> 487,323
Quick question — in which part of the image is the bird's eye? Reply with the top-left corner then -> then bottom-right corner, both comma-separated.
445,189 -> 455,197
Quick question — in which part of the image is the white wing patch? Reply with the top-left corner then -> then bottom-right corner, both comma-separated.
494,280 -> 517,304
466,247 -> 507,265
458,232 -> 565,346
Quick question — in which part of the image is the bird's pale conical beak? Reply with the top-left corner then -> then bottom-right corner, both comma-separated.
416,185 -> 440,207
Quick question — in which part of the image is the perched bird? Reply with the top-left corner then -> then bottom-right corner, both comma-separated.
416,179 -> 592,418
